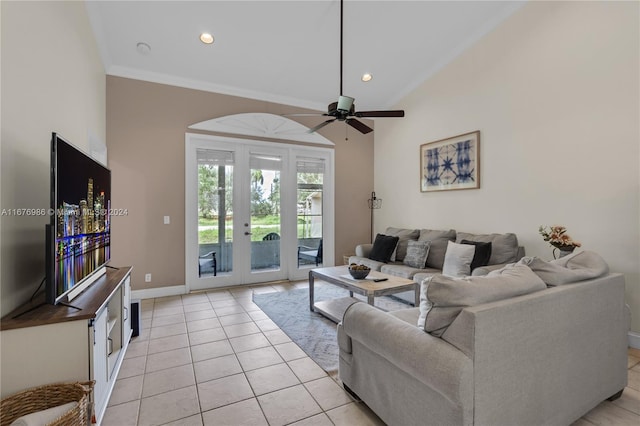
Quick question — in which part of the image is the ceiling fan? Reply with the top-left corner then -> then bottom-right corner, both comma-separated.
296,0 -> 405,135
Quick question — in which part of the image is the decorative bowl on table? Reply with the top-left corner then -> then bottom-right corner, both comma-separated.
348,263 -> 371,279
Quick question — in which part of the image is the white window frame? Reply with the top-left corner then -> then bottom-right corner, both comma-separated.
185,132 -> 334,291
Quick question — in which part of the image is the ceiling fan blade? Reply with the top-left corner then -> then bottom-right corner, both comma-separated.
307,119 -> 336,134
354,110 -> 405,118
282,113 -> 329,117
346,118 -> 373,134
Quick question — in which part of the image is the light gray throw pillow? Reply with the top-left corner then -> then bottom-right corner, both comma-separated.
456,232 -> 519,264
403,240 -> 431,269
418,229 -> 457,269
442,241 -> 475,277
518,250 -> 609,286
418,263 -> 547,336
386,227 -> 420,262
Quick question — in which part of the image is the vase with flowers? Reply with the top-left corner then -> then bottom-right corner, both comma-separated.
539,225 -> 581,259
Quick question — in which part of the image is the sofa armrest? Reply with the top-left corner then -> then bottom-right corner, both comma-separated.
342,302 -> 472,404
355,243 -> 373,258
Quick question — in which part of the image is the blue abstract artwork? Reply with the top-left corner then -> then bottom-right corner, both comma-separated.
421,131 -> 479,192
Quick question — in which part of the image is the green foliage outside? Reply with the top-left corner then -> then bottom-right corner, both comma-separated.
198,165 -> 323,243
198,215 -> 317,243
199,215 -> 282,227
198,226 -> 282,243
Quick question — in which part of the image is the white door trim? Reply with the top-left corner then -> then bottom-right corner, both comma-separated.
185,132 -> 334,292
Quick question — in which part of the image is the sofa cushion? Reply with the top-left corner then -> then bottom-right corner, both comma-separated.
460,240 -> 492,271
442,241 -> 475,277
381,263 -> 435,279
456,232 -> 519,264
403,240 -> 431,269
389,307 -> 421,325
348,256 -> 384,271
518,250 -> 609,286
418,229 -> 457,269
386,227 -> 420,262
369,233 -> 399,263
417,263 -> 546,336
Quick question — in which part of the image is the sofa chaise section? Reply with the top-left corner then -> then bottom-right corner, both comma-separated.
338,272 -> 628,426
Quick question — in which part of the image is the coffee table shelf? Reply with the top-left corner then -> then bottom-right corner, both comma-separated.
309,266 -> 418,323
313,297 -> 360,323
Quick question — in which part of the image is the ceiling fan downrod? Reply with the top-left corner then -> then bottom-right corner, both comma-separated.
303,0 -> 405,135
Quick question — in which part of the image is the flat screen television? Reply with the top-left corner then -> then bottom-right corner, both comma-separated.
46,133 -> 111,305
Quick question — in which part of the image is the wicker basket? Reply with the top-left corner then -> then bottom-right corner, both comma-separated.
0,381 -> 94,426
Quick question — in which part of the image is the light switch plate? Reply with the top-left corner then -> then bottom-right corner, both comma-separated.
164,216 -> 170,224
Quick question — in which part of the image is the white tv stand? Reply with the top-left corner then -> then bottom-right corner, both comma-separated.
0,267 -> 133,425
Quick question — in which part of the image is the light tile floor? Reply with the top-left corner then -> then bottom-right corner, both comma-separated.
102,282 -> 383,426
103,282 -> 640,426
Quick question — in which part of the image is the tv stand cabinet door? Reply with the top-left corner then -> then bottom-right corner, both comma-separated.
91,306 -> 109,421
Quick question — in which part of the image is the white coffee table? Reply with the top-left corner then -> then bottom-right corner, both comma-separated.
309,265 -> 418,322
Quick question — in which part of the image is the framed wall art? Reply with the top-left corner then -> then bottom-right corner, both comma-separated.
420,131 -> 480,192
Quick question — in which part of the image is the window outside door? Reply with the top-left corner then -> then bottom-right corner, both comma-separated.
186,134 -> 334,291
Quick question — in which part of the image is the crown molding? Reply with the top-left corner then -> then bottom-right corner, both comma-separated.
106,65 -> 328,112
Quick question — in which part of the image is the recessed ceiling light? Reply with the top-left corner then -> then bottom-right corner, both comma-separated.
200,33 -> 214,44
361,73 -> 373,82
136,42 -> 151,55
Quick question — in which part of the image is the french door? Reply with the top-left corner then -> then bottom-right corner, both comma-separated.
185,133 -> 334,291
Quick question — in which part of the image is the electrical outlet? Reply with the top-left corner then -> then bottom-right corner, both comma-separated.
164,216 -> 170,225
145,273 -> 152,282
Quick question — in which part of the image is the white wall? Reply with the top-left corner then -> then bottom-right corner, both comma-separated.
0,1 -> 105,314
374,1 -> 640,332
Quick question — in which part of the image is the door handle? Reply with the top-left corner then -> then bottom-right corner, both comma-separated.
244,231 -> 252,235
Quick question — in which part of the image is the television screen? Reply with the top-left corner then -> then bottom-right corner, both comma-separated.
48,133 -> 111,304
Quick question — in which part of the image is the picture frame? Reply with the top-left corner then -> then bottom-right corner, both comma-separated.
420,131 -> 480,192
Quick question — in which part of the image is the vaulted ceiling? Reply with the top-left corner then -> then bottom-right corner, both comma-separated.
87,0 -> 525,112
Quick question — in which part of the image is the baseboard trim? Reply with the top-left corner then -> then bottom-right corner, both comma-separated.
131,285 -> 186,300
629,331 -> 640,349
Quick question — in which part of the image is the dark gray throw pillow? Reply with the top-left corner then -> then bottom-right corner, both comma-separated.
461,240 -> 492,271
368,234 -> 399,263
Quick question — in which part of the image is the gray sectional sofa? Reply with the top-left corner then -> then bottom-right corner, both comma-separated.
337,252 -> 629,426
349,227 -> 525,304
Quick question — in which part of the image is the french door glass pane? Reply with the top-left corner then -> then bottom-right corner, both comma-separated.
197,149 -> 234,277
250,154 -> 282,273
297,158 -> 324,268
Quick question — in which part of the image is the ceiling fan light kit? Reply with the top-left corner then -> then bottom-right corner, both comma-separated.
337,96 -> 354,112
301,0 -> 405,135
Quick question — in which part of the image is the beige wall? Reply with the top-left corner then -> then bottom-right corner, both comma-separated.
107,77 -> 373,290
0,1 -> 105,314
375,1 -> 640,332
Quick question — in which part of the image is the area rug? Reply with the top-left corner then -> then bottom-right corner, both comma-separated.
252,283 -> 411,374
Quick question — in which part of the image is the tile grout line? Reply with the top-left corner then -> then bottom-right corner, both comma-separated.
184,294 -> 205,426
246,285 -> 344,426
222,288 -> 272,425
